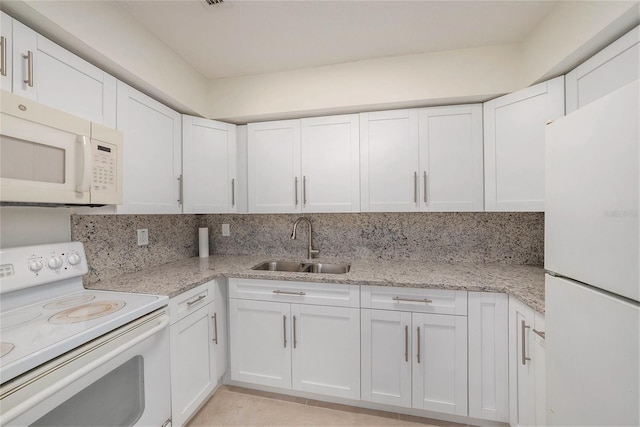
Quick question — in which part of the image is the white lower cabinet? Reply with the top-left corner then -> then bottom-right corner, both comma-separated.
169,282 -> 217,427
228,278 -> 360,400
361,286 -> 468,417
468,292 -> 509,422
508,296 -> 545,427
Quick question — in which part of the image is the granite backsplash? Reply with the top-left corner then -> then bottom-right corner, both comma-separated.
72,212 -> 543,285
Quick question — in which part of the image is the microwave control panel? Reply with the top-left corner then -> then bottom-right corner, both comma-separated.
92,141 -> 117,194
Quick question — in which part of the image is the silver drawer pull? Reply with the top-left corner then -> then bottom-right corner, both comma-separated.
533,329 -> 545,339
273,290 -> 306,296
186,294 -> 206,306
392,296 -> 432,304
521,320 -> 531,365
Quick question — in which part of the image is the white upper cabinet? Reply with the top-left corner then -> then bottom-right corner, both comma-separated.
360,109 -> 420,212
361,106 -> 483,213
1,12 -> 12,92
183,116 -> 237,214
418,105 -> 484,211
116,81 -> 182,214
566,26 -> 639,114
248,115 -> 360,214
300,115 -> 360,212
248,120 -> 301,213
483,77 -> 564,212
11,20 -> 116,127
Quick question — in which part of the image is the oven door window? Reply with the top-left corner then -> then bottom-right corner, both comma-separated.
32,356 -> 145,427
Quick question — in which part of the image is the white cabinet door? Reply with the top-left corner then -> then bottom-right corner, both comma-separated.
484,77 -> 564,211
418,105 -> 484,211
229,298 -> 292,389
411,312 -> 467,416
508,297 -> 536,427
1,12 -> 12,92
213,279 -> 228,382
532,312 -> 545,427
300,114 -> 360,213
170,302 -> 216,427
248,120 -> 301,213
183,116 -> 237,214
116,81 -> 182,214
12,20 -> 116,127
566,26 -> 639,113
361,309 -> 412,408
468,292 -> 509,422
360,110 -> 420,212
291,304 -> 360,399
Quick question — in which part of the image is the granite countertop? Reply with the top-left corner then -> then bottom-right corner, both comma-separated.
85,255 -> 546,313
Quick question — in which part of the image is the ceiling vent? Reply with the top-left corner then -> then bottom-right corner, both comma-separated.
203,0 -> 223,5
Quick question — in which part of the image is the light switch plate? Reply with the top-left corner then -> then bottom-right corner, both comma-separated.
137,228 -> 149,246
221,224 -> 230,237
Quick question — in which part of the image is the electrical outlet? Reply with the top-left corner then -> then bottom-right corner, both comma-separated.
221,224 -> 230,237
137,228 -> 149,246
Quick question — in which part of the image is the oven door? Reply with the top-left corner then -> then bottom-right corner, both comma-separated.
0,309 -> 172,427
0,90 -> 92,204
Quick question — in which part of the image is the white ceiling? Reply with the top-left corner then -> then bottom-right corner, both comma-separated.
117,0 -> 558,80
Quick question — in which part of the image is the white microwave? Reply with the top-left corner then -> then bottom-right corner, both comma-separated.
0,90 -> 123,206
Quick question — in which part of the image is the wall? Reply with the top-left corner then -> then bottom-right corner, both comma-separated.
2,1 -> 637,122
208,44 -> 523,123
71,212 -> 544,285
71,214 -> 200,285
0,0 -> 209,117
0,207 -> 71,248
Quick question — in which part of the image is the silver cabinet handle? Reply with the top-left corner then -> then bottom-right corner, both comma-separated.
404,325 -> 409,362
273,290 -> 306,296
293,315 -> 297,349
521,320 -> 531,365
303,176 -> 307,206
294,177 -> 298,206
423,172 -> 428,204
0,36 -> 6,77
186,294 -> 206,306
413,171 -> 418,203
23,50 -> 33,87
392,296 -> 433,304
416,326 -> 421,364
162,418 -> 172,427
231,178 -> 235,207
533,329 -> 545,339
283,315 -> 287,348
212,313 -> 218,344
177,174 -> 183,205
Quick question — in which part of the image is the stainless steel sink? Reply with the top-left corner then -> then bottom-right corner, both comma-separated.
251,261 -> 306,272
251,261 -> 351,274
303,263 -> 351,274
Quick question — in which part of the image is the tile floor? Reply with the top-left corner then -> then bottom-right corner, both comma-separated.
187,385 -> 470,427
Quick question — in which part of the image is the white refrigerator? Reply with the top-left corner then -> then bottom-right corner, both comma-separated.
545,80 -> 639,426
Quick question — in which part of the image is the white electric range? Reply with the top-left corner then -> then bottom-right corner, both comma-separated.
0,242 -> 171,426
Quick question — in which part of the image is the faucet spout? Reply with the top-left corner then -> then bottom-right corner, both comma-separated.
290,217 -> 319,259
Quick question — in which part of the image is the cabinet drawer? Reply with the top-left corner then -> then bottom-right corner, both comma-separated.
169,281 -> 214,324
228,278 -> 359,308
361,285 -> 467,316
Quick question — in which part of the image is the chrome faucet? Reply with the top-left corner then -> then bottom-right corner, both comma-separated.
291,217 -> 319,259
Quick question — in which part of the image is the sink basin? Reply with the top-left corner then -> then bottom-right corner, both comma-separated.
303,263 -> 351,274
251,261 -> 306,272
251,261 -> 351,274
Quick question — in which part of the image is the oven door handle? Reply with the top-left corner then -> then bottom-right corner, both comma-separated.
1,315 -> 169,424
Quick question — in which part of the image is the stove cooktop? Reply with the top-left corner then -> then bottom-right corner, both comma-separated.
0,242 -> 168,385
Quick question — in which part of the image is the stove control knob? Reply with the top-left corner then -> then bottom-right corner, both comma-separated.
48,257 -> 63,269
29,260 -> 44,272
67,254 -> 81,265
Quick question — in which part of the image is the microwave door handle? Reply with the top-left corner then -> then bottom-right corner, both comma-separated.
76,136 -> 91,193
